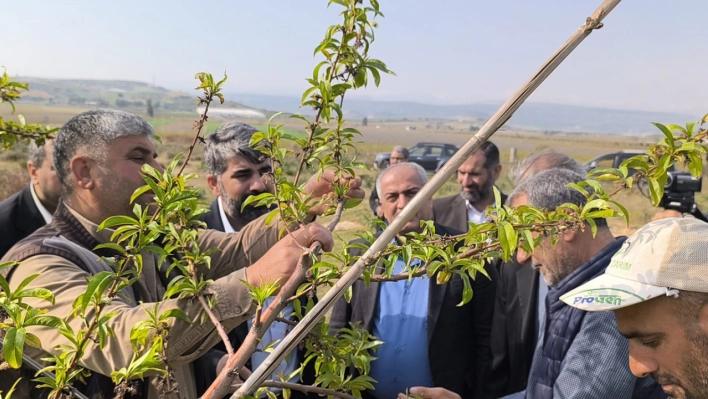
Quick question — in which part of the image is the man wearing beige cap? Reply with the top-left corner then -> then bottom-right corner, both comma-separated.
562,217 -> 708,399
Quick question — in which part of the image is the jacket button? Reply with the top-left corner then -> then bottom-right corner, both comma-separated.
235,306 -> 242,314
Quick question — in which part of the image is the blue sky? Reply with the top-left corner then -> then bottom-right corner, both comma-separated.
2,0 -> 706,115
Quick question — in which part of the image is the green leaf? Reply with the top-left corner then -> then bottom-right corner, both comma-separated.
609,200 -> 630,227
458,273 -> 473,306
94,243 -> 127,254
3,327 -> 26,368
81,271 -> 115,313
652,122 -> 675,151
99,215 -> 138,230
497,221 -> 517,258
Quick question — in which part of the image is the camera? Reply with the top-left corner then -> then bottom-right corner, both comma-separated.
660,171 -> 702,213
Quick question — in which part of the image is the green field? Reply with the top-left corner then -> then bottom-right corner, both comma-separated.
2,103 -> 707,250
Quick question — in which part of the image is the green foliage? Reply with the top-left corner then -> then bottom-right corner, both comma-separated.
0,68 -> 58,150
0,262 -> 63,370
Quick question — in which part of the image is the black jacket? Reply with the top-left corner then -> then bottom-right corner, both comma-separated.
329,224 -> 497,399
0,184 -> 48,259
486,257 -> 539,397
432,191 -> 507,233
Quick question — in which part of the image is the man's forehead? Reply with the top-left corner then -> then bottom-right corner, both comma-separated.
381,170 -> 423,193
111,134 -> 156,152
459,151 -> 486,170
225,155 -> 270,170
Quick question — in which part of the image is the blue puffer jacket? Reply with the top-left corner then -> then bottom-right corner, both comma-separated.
531,237 -> 627,399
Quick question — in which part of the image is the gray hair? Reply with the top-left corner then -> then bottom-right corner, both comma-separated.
204,122 -> 265,176
508,168 -> 607,227
29,140 -> 48,167
391,145 -> 409,159
512,150 -> 585,186
376,162 -> 428,195
54,110 -> 154,193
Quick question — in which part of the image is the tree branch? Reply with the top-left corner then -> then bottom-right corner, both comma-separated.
230,381 -> 357,399
202,244 -> 319,399
198,294 -> 234,356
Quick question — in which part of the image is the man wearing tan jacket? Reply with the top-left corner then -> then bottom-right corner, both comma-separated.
0,110 -> 352,399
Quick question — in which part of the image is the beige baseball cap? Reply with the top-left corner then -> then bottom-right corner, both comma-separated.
561,217 -> 708,311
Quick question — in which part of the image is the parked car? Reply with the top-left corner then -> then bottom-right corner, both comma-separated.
374,142 -> 459,172
584,150 -> 675,173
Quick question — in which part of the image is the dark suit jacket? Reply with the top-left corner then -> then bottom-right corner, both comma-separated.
0,185 -> 48,259
486,257 -> 539,397
199,199 -> 315,398
329,224 -> 497,399
432,191 -> 507,233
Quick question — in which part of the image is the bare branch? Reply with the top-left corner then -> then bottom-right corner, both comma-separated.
230,381 -> 357,399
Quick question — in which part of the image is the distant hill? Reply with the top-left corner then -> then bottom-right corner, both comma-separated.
225,92 -> 695,135
14,77 -> 696,135
17,77 -> 264,114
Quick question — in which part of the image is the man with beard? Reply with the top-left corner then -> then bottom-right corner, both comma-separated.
203,122 -> 275,232
330,162 -> 497,399
0,139 -> 61,258
432,141 -> 504,232
0,110 -> 336,398
561,217 -> 708,399
201,121 -> 319,398
509,169 -> 662,399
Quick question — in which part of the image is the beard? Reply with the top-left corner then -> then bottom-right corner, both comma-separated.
651,327 -> 708,399
535,248 -> 583,287
219,182 -> 273,225
459,172 -> 494,203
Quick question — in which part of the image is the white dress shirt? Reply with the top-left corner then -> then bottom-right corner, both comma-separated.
30,183 -> 53,223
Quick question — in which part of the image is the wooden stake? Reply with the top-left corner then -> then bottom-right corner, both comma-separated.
229,1 -> 621,397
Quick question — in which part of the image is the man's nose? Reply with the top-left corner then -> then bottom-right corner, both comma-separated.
628,343 -> 658,379
151,158 -> 165,173
250,176 -> 267,192
396,195 -> 410,210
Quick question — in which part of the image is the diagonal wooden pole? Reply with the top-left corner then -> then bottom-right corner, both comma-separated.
229,0 -> 621,397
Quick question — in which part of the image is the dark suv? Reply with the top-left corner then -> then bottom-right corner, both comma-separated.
585,150 -> 675,173
374,142 -> 459,172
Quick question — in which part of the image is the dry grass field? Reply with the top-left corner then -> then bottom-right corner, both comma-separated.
3,103 -> 707,248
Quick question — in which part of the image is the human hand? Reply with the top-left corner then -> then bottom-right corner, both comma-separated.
304,170 -> 365,217
397,387 -> 461,399
651,209 -> 683,221
246,223 -> 334,288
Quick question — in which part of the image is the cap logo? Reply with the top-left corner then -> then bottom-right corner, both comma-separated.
609,259 -> 632,271
572,292 -> 623,306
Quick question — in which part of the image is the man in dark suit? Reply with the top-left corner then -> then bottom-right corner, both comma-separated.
0,140 -> 60,258
486,151 -> 587,399
330,162 -> 496,399
432,141 -> 504,232
201,122 -> 347,398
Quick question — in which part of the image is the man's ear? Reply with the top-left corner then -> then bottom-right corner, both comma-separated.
492,164 -> 502,182
27,161 -> 39,184
206,174 -> 222,197
562,229 -> 578,243
70,156 -> 95,190
697,303 -> 708,336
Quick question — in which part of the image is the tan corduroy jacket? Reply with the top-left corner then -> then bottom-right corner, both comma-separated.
7,205 -> 281,399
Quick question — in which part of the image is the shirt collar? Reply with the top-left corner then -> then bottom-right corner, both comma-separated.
29,183 -> 53,224
217,197 -> 238,233
64,202 -> 115,244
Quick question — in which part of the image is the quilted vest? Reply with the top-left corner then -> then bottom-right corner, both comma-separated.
0,202 -> 146,399
531,237 -> 626,399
